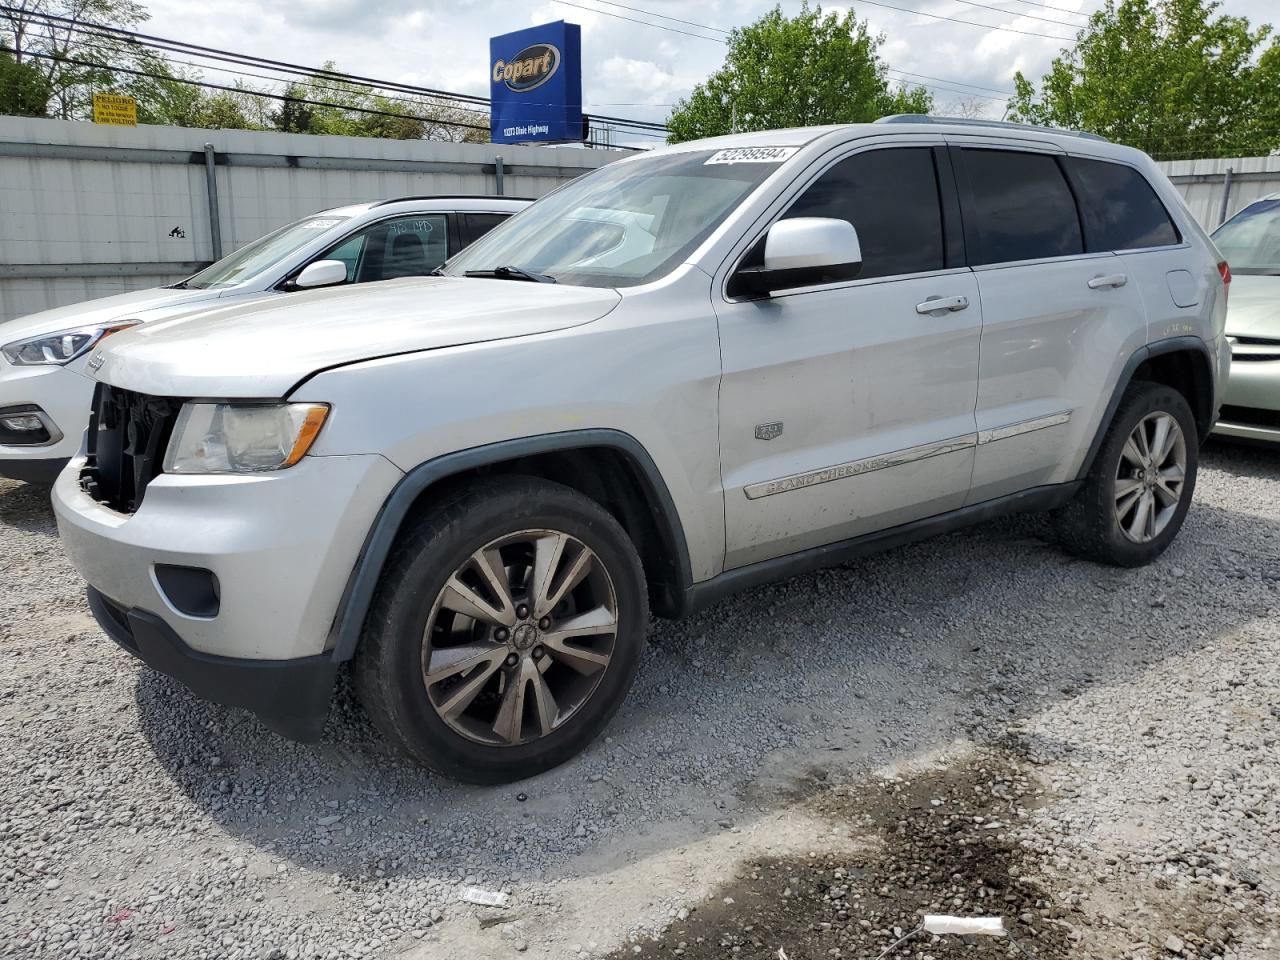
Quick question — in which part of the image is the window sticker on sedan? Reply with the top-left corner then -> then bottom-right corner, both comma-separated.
300,218 -> 343,230
704,146 -> 798,165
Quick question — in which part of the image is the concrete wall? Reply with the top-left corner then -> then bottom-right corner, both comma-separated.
1156,155 -> 1280,232
0,117 -> 623,322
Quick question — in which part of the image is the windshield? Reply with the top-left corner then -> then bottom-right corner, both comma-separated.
182,214 -> 351,289
1212,198 -> 1280,275
443,148 -> 795,287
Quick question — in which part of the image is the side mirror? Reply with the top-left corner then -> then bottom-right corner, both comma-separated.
293,259 -> 349,290
730,218 -> 862,297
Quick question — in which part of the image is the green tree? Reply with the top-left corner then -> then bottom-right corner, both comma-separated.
1,0 -> 149,120
1007,0 -> 1280,160
268,65 -> 487,142
0,36 -> 51,115
666,3 -> 931,143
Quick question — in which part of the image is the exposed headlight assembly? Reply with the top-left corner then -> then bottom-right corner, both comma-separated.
1,322 -> 137,366
163,402 -> 330,475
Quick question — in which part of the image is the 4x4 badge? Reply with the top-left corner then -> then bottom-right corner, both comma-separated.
87,352 -> 105,372
754,421 -> 784,441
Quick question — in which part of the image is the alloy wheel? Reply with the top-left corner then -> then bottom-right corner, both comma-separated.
419,529 -> 619,746
1114,411 -> 1187,543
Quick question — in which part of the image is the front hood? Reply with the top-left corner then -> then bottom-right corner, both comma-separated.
0,287 -> 224,344
91,277 -> 622,397
1225,274 -> 1280,338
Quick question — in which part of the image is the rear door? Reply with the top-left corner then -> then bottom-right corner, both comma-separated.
951,143 -> 1150,503
716,143 -> 982,569
1060,156 -> 1199,344
462,212 -> 513,247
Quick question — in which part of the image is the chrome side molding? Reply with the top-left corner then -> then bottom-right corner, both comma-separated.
745,410 -> 1073,500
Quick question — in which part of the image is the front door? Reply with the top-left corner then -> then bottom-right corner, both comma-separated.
715,144 -> 983,570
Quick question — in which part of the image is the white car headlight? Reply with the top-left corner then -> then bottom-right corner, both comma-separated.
1,322 -> 137,366
163,402 -> 330,475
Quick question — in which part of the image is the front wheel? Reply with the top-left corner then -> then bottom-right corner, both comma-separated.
355,476 -> 648,783
1055,380 -> 1198,567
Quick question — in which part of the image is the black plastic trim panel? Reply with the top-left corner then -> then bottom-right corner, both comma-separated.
675,481 -> 1081,618
326,429 -> 693,662
88,587 -> 336,742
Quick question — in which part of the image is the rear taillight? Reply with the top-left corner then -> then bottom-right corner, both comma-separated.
1218,260 -> 1231,305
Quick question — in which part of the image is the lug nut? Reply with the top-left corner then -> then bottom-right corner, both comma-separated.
516,604 -> 530,619
495,627 -> 509,642
538,617 -> 551,630
505,653 -> 519,667
532,646 -> 544,660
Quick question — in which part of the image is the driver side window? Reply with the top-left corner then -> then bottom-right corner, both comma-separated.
313,214 -> 450,285
782,148 -> 946,280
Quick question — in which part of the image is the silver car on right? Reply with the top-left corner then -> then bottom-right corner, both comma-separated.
1212,192 -> 1280,443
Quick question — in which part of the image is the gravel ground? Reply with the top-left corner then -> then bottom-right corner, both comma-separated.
1,440 -> 1277,960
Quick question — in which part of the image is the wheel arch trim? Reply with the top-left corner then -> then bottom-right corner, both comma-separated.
1075,335 -> 1216,481
326,429 -> 693,662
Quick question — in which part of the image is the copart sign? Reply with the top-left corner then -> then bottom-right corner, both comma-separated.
489,21 -> 583,144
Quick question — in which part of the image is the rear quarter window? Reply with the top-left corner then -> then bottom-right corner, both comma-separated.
960,148 -> 1083,266
1063,157 -> 1181,251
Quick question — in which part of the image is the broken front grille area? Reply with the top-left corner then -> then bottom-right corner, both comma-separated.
80,384 -> 182,513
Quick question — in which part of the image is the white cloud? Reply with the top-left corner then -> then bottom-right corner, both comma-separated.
139,0 -> 1280,144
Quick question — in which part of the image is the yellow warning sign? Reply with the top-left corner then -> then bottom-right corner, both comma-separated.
92,93 -> 137,127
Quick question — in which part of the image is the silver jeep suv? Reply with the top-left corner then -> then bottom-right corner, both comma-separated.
53,118 -> 1229,783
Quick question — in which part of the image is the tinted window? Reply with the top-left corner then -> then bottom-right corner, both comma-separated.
464,213 -> 510,246
784,148 -> 945,279
961,149 -> 1083,265
1064,157 -> 1180,251
315,214 -> 449,284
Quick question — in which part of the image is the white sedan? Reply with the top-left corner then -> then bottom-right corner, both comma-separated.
0,196 -> 528,482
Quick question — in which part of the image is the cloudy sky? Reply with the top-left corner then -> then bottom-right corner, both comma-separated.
141,0 -> 1275,146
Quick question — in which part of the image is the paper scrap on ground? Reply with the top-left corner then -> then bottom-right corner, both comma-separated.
459,886 -> 508,907
922,915 -> 1007,936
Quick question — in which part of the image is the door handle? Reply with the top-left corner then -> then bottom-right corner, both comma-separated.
1088,273 -> 1128,289
915,295 -> 969,315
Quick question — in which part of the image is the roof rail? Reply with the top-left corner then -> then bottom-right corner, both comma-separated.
875,114 -> 1109,143
371,194 -> 536,207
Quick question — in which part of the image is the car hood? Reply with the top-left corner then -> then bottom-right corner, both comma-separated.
1225,274 -> 1280,338
91,277 -> 622,397
0,286 -> 225,344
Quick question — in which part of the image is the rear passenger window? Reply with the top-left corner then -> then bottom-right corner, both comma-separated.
961,149 -> 1083,265
1063,157 -> 1180,251
784,148 -> 945,280
464,213 -> 510,246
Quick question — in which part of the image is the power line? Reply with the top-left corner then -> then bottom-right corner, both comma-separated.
547,0 -> 1054,106
1003,0 -> 1091,17
853,0 -> 1077,40
587,0 -> 730,34
549,0 -> 729,42
1,5 -> 673,133
14,48 -> 494,132
950,0 -> 1086,29
887,68 -> 1016,97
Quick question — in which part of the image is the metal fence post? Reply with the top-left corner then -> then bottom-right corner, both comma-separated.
495,155 -> 505,196
203,143 -> 223,261
1217,167 -> 1235,227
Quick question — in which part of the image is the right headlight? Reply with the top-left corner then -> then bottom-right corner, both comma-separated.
2,322 -> 138,366
163,402 -> 330,475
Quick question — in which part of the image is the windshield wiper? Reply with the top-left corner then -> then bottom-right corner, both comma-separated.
464,265 -> 557,284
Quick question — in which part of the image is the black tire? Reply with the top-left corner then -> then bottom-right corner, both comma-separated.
1055,380 -> 1198,567
354,475 -> 648,784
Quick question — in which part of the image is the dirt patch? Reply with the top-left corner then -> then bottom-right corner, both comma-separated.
605,750 -> 1074,959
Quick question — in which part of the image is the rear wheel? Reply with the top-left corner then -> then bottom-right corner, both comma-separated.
355,476 -> 648,783
1055,380 -> 1198,566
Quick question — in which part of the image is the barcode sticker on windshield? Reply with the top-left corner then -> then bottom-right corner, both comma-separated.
705,146 -> 799,165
